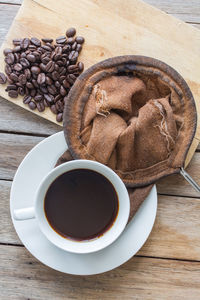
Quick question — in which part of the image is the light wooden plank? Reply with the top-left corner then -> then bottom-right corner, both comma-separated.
0,133 -> 44,180
0,244 -> 200,299
1,179 -> 200,261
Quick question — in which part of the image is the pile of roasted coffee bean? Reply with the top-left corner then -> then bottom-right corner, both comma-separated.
0,28 -> 84,122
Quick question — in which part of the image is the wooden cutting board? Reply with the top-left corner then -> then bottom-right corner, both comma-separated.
0,0 -> 199,166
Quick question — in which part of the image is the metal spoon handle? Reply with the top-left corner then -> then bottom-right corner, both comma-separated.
180,167 -> 200,193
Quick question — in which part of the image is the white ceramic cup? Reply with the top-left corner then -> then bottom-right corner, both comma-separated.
13,160 -> 130,254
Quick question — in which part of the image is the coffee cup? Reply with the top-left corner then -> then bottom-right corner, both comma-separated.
13,160 -> 130,254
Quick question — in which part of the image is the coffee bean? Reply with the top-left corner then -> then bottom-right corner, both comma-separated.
59,75 -> 66,83
13,38 -> 22,46
67,74 -> 76,84
55,47 -> 62,56
13,63 -> 23,72
10,73 -> 19,82
60,85 -> 67,96
26,82 -> 34,89
42,45 -> 52,52
50,104 -> 58,114
5,53 -> 15,65
27,54 -> 36,63
8,90 -> 18,98
30,89 -> 37,97
3,48 -> 12,56
23,95 -> 32,104
32,79 -> 39,88
55,94 -> 62,102
56,112 -> 63,122
19,74 -> 27,85
39,63 -> 46,72
52,71 -> 59,81
63,44 -> 71,53
56,60 -> 64,67
66,27 -> 76,38
66,37 -> 74,45
45,76 -> 53,85
78,62 -> 84,72
31,66 -> 40,75
24,68 -> 31,79
55,81 -> 61,89
54,63 -> 60,71
13,46 -> 21,53
59,67 -> 66,76
72,42 -> 77,50
34,94 -> 43,102
37,73 -> 46,85
18,87 -> 25,96
6,84 -> 17,91
29,45 -> 37,51
45,61 -> 55,73
44,99 -> 50,107
5,65 -> 12,76
42,38 -> 53,43
44,94 -> 54,103
55,100 -> 64,112
68,51 -> 78,61
32,51 -> 40,60
40,86 -> 48,94
36,101 -> 45,112
31,37 -> 41,47
76,44 -> 82,53
76,36 -> 85,44
63,79 -> 70,89
0,72 -> 7,84
20,58 -> 30,68
56,36 -> 66,44
67,64 -> 78,72
20,52 -> 26,58
20,38 -> 30,49
45,42 -> 55,50
28,101 -> 36,110
47,85 -> 57,95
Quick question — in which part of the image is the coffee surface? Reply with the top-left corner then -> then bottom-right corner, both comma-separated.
44,169 -> 118,240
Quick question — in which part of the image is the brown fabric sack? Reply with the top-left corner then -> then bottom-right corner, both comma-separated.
63,56 -> 197,188
57,56 -> 197,221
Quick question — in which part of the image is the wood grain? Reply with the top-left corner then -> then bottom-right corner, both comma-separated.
0,133 -> 44,180
0,0 -> 199,167
0,3 -> 19,45
0,97 -> 60,135
1,179 -> 200,261
1,244 -> 200,299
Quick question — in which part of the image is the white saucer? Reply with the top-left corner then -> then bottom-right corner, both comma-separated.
10,131 -> 157,275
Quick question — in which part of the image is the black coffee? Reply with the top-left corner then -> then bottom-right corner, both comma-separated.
44,169 -> 119,240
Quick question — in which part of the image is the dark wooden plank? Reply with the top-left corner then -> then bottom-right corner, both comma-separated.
1,245 -> 200,299
0,97 -> 61,135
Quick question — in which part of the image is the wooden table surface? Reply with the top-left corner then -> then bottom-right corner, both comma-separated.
0,0 -> 200,299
